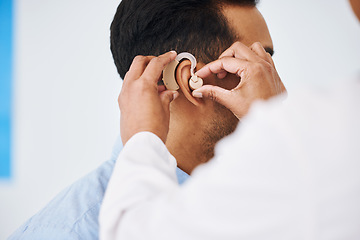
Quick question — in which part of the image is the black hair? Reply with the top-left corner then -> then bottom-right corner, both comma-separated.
110,0 -> 258,79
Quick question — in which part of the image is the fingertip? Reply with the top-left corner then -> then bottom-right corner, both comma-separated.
195,68 -> 207,78
168,51 -> 177,61
158,85 -> 166,92
192,91 -> 203,98
217,71 -> 227,79
173,91 -> 179,100
159,51 -> 177,61
170,51 -> 178,62
194,68 -> 202,75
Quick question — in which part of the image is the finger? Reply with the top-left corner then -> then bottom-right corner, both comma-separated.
192,85 -> 234,109
196,57 -> 248,79
159,90 -> 179,110
219,41 -> 259,62
216,70 -> 228,79
250,42 -> 271,63
125,55 -> 154,81
141,51 -> 177,84
158,85 -> 166,93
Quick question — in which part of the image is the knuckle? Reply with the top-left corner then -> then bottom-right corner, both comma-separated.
133,55 -> 145,63
233,41 -> 242,48
253,42 -> 262,48
123,71 -> 129,80
150,57 -> 161,64
208,89 -> 217,102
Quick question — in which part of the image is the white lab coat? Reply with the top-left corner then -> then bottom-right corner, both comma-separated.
99,79 -> 360,240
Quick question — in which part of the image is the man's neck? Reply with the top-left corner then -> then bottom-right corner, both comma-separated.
166,124 -> 211,175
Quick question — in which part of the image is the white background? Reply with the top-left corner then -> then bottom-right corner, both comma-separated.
0,0 -> 359,238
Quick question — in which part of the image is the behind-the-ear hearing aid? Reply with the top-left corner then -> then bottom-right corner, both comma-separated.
162,52 -> 203,91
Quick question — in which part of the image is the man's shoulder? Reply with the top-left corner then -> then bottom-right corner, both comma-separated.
8,159 -> 116,240
7,134 -> 190,240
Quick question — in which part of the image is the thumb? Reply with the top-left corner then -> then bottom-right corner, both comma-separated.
192,85 -> 233,108
160,90 -> 179,110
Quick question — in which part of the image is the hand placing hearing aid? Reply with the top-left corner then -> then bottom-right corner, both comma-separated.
162,52 -> 203,91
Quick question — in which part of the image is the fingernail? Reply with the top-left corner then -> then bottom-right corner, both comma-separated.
173,91 -> 179,100
192,91 -> 203,98
170,50 -> 177,55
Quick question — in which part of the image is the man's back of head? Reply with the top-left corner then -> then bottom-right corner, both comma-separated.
110,0 -> 258,79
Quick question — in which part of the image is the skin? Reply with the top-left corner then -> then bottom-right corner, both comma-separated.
165,5 -> 276,174
350,0 -> 360,21
193,41 -> 285,118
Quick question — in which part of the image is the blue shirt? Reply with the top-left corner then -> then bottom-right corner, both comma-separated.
8,137 -> 189,239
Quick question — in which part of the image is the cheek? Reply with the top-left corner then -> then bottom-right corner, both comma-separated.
203,103 -> 239,144
215,103 -> 239,126
215,74 -> 240,90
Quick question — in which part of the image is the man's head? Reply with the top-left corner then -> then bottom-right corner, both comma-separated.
111,0 -> 273,173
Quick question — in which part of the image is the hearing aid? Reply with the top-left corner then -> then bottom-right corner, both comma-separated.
162,52 -> 203,91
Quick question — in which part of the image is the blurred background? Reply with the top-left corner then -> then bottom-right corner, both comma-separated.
0,0 -> 359,238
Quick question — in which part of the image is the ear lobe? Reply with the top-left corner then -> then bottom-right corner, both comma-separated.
175,60 -> 201,106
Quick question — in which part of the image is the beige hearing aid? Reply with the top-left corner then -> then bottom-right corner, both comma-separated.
162,52 -> 203,91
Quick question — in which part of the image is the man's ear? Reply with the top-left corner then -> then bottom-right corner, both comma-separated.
175,60 -> 201,106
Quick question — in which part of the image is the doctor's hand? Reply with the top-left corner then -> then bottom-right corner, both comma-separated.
193,41 -> 286,119
118,51 -> 179,145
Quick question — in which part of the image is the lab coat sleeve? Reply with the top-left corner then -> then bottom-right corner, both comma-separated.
99,131 -> 179,240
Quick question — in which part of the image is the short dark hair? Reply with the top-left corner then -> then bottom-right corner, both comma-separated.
110,0 -> 258,79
